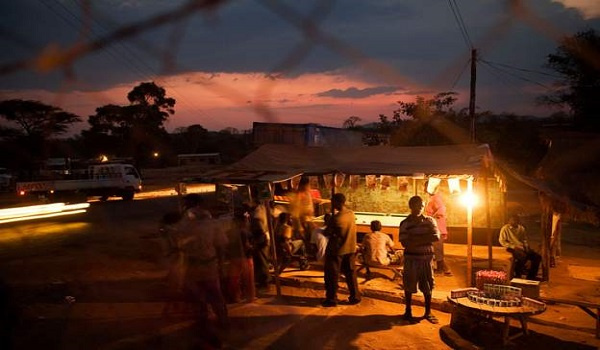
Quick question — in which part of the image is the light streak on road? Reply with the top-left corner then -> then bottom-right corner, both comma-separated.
135,184 -> 216,199
0,202 -> 90,224
86,184 -> 216,202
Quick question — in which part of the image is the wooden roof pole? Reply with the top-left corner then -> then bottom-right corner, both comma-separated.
467,177 -> 474,287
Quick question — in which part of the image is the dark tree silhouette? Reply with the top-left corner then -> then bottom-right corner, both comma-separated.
342,116 -> 362,129
390,92 -> 463,146
541,29 -> 600,130
0,99 -> 81,138
0,99 -> 81,171
85,82 -> 176,165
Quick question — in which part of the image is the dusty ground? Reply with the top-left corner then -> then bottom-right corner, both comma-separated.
1,167 -> 599,349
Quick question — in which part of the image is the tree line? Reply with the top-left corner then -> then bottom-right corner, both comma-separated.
0,81 -> 251,175
343,29 -> 600,173
0,30 -> 598,176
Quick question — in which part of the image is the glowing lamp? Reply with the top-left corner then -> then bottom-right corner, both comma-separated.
460,192 -> 478,208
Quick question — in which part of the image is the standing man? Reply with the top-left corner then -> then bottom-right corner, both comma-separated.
499,214 -> 541,280
425,181 -> 452,276
178,194 -> 229,329
399,195 -> 440,323
250,199 -> 271,291
322,193 -> 361,307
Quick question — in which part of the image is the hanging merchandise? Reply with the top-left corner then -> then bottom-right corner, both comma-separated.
365,175 -> 377,190
334,173 -> 346,188
448,177 -> 461,194
309,176 -> 319,189
350,175 -> 360,190
280,180 -> 289,191
291,175 -> 302,190
397,176 -> 409,192
426,177 -> 442,194
255,182 -> 273,201
323,174 -> 334,189
380,175 -> 391,190
237,185 -> 251,205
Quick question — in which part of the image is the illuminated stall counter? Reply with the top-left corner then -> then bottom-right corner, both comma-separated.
314,212 -> 407,248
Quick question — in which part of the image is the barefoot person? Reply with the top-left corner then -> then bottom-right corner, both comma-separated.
399,195 -> 440,323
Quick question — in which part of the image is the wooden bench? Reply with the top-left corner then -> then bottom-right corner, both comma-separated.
357,262 -> 403,281
356,245 -> 403,282
539,297 -> 600,339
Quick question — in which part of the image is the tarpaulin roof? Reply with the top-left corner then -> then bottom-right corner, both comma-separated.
191,143 -> 495,184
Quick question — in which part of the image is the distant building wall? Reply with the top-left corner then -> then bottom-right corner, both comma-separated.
178,153 -> 221,166
253,122 -> 363,147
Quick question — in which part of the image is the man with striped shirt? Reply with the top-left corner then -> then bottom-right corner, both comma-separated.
399,195 -> 441,323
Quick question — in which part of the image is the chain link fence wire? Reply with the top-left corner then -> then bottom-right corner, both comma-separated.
0,0 -> 597,132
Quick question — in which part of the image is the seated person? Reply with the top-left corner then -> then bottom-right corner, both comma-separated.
310,214 -> 331,262
499,214 -> 541,280
276,212 -> 306,257
363,220 -> 399,266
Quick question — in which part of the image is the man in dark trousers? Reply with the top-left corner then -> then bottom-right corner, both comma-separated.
399,195 -> 440,323
499,214 -> 541,280
322,193 -> 361,307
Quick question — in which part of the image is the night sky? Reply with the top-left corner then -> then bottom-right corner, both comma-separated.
1,0 -> 599,133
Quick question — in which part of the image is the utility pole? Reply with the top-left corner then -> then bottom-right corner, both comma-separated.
469,48 -> 477,143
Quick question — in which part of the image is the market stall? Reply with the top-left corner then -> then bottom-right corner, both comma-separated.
184,143 -> 506,286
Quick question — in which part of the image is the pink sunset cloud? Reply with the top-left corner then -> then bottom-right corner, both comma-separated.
1,71 -> 427,134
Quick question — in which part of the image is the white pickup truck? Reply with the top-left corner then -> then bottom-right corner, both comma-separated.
16,163 -> 142,201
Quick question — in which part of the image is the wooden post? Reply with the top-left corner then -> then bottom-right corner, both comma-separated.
467,178 -> 474,287
539,195 -> 552,282
331,173 -> 336,215
469,49 -> 477,143
484,171 -> 493,270
550,212 -> 562,267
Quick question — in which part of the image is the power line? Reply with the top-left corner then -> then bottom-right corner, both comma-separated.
450,57 -> 471,90
447,0 -> 473,49
65,0 -> 228,130
38,0 -> 225,130
479,60 -> 514,88
479,58 -> 561,79
480,59 -> 553,90
45,0 -> 149,81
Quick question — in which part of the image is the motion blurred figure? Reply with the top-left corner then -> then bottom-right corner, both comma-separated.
425,181 -> 452,276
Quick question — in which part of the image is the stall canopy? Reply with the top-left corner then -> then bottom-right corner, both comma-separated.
190,143 -> 497,184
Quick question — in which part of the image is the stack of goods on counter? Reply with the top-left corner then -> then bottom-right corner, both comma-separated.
450,270 -> 546,311
475,270 -> 508,290
450,287 -> 478,299
466,284 -> 522,307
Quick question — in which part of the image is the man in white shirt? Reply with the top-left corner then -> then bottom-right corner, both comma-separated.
499,215 -> 541,280
363,220 -> 395,266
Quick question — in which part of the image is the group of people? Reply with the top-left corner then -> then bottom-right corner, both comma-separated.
161,183 -> 541,330
320,193 -> 441,324
158,189 -> 324,329
159,194 -> 282,331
